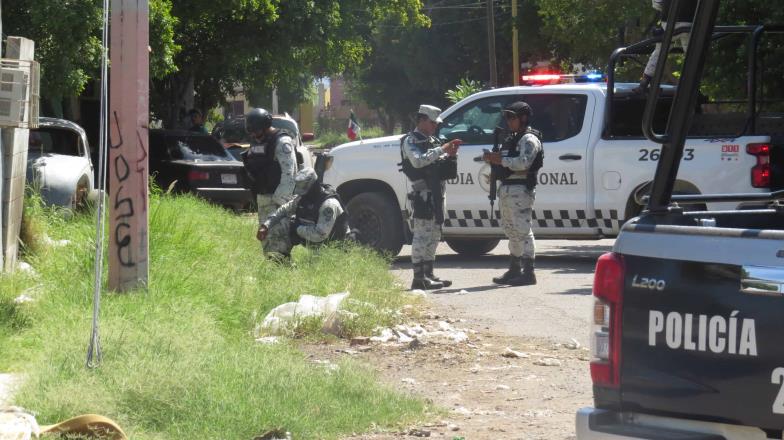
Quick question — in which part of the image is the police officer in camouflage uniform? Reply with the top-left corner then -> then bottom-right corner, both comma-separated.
400,105 -> 462,290
256,168 -> 351,253
243,108 -> 299,260
483,101 -> 543,286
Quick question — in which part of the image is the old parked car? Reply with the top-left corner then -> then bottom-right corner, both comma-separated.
212,114 -> 314,167
27,117 -> 96,208
149,130 -> 251,210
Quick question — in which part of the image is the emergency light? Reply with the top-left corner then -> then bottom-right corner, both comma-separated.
520,71 -> 606,86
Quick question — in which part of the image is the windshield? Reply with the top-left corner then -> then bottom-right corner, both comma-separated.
170,136 -> 233,161
29,127 -> 82,156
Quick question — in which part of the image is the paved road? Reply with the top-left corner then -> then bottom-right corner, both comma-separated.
391,239 -> 615,346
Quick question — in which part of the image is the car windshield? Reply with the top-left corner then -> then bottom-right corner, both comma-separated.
171,136 -> 232,161
29,127 -> 81,156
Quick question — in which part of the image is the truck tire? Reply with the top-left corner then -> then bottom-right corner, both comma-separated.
446,238 -> 500,256
346,192 -> 404,256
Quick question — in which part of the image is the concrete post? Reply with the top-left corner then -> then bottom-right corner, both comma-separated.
1,37 -> 34,272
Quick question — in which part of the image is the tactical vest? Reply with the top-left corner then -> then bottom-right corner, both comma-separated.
496,127 -> 544,188
242,130 -> 299,195
294,184 -> 349,242
398,132 -> 457,182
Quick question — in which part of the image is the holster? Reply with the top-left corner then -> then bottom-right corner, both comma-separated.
288,217 -> 303,246
408,191 -> 434,220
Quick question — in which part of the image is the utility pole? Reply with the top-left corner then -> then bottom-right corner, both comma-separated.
109,0 -> 149,291
486,0 -> 498,87
512,0 -> 519,86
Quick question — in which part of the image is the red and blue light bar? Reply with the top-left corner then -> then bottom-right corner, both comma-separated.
520,71 -> 606,85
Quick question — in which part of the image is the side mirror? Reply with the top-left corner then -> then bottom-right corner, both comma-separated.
302,133 -> 315,142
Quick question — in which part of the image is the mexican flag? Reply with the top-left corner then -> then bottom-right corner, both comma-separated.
347,110 -> 361,141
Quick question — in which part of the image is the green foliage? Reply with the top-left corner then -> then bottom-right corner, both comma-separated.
3,0 -> 179,100
445,78 -> 483,104
1,194 -> 428,438
314,127 -> 386,149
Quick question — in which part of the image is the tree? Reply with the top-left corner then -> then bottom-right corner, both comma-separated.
152,0 -> 427,127
3,0 -> 178,116
346,0 -> 552,134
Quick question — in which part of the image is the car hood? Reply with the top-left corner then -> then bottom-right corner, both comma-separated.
27,153 -> 91,206
28,153 -> 89,177
329,135 -> 404,154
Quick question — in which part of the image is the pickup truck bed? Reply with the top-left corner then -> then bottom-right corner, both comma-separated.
580,208 -> 784,439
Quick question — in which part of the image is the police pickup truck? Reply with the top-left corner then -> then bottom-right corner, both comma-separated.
577,2 -> 784,438
321,60 -> 782,256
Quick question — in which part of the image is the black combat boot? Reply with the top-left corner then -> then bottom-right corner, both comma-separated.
508,258 -> 537,286
411,262 -> 444,290
424,261 -> 452,288
492,256 -> 522,285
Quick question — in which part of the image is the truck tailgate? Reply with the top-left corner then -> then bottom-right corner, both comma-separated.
617,226 -> 784,431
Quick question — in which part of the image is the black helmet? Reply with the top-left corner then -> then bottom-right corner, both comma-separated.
503,101 -> 533,119
245,108 -> 273,133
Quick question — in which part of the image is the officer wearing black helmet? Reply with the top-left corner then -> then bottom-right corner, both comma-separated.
483,101 -> 543,286
242,108 -> 299,260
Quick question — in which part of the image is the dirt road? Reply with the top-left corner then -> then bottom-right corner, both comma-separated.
325,239 -> 613,439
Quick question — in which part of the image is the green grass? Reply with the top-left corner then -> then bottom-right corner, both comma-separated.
0,193 -> 426,439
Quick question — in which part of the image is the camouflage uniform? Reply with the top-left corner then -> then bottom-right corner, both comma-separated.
403,131 -> 446,265
256,133 -> 297,256
263,168 -> 350,255
499,131 -> 542,260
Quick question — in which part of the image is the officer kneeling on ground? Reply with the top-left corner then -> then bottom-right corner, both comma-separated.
256,168 -> 351,253
399,104 -> 462,291
483,101 -> 543,286
242,108 -> 299,260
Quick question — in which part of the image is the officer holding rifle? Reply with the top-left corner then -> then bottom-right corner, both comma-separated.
482,101 -> 543,286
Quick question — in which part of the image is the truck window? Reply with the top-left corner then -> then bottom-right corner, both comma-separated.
439,96 -> 513,145
439,94 -> 588,144
523,94 -> 588,142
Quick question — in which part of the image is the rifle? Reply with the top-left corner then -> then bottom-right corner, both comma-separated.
472,127 -> 504,219
490,127 -> 504,219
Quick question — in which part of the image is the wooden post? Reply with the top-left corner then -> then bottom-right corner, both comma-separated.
486,0 -> 497,87
512,0 -> 519,86
108,0 -> 149,291
1,37 -> 34,272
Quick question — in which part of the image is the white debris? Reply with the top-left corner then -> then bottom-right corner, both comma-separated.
534,358 -> 562,367
255,336 -> 280,345
453,406 -> 472,416
456,289 -> 469,295
257,292 -> 350,336
312,360 -> 339,372
12,295 -> 33,305
0,407 -> 40,440
371,322 -> 470,346
401,377 -> 417,385
564,338 -> 581,350
16,263 -> 35,276
523,409 -> 554,418
43,236 -> 70,247
408,289 -> 427,298
495,384 -> 511,391
502,348 -> 530,359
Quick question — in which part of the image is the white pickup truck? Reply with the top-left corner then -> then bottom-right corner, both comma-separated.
321,81 -> 783,255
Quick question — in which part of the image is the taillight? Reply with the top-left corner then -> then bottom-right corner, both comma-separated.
590,252 -> 625,389
188,170 -> 210,181
747,143 -> 771,188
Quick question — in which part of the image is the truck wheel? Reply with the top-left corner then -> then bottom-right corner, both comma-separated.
446,238 -> 500,256
346,192 -> 404,256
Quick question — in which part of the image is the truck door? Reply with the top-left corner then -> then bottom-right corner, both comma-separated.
439,94 -> 518,235
521,92 -> 596,236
